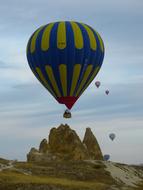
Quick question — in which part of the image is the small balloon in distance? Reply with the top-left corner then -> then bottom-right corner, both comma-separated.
109,133 -> 116,141
104,154 -> 110,161
95,81 -> 101,88
105,90 -> 109,95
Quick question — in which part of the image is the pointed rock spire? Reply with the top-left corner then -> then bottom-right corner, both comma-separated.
83,128 -> 103,160
39,139 -> 49,153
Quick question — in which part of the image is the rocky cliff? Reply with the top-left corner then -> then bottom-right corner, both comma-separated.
27,124 -> 103,162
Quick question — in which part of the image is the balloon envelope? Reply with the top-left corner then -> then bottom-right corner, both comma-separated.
95,81 -> 101,88
109,133 -> 116,141
27,21 -> 105,109
105,90 -> 109,95
104,154 -> 110,161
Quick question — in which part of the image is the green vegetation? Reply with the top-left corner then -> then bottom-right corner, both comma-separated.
0,159 -> 142,190
0,170 -> 109,190
0,158 -> 10,165
14,160 -> 114,183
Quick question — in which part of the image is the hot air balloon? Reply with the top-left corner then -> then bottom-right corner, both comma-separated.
95,81 -> 101,88
103,154 -> 110,161
109,133 -> 116,141
26,21 -> 105,116
105,90 -> 109,95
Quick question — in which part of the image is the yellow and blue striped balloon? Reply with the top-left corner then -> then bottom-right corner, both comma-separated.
26,21 -> 104,109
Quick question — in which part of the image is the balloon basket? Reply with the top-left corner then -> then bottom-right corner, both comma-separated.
63,110 -> 72,119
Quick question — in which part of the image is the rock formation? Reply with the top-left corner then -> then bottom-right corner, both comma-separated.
27,124 -> 103,162
83,128 -> 103,160
39,139 -> 49,153
48,124 -> 89,160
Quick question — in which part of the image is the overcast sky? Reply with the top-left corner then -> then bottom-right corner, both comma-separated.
0,0 -> 143,164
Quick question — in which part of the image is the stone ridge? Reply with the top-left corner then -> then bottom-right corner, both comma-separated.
27,124 -> 103,162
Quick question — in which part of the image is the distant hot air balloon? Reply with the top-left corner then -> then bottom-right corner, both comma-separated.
105,90 -> 109,95
109,133 -> 116,141
95,81 -> 101,88
103,154 -> 110,161
26,21 -> 105,112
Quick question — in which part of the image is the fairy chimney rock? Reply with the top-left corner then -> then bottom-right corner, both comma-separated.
83,128 -> 103,160
39,139 -> 49,153
48,124 -> 89,160
27,124 -> 103,162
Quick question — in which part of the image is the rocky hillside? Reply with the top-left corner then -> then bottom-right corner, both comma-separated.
0,158 -> 143,190
27,124 -> 103,162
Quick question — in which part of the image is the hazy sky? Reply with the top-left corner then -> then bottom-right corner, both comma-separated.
0,0 -> 143,164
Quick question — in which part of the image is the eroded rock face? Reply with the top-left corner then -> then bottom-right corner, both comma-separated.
48,124 -> 89,160
27,148 -> 41,162
39,139 -> 49,153
83,128 -> 103,160
27,124 -> 103,162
